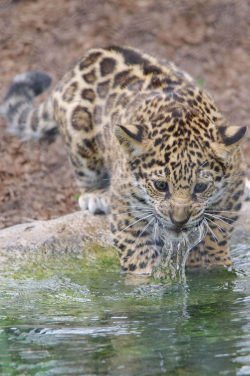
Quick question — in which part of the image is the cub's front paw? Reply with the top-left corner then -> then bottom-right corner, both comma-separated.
78,193 -> 110,214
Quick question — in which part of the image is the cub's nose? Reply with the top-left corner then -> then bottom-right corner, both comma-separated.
169,202 -> 191,228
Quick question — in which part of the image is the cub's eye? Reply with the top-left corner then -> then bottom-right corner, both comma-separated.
153,181 -> 168,192
194,182 -> 208,194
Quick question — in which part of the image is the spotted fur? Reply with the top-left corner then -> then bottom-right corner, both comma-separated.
1,46 -> 246,274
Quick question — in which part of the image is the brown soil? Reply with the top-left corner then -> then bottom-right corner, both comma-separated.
0,0 -> 250,229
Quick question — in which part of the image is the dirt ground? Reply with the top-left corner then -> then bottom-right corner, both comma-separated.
0,0 -> 250,229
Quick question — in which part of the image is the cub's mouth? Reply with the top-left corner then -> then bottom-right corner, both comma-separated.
159,217 -> 205,238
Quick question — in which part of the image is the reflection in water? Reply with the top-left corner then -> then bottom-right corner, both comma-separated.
0,242 -> 249,375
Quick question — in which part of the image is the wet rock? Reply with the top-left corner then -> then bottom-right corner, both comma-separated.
0,202 -> 249,274
0,210 -> 112,266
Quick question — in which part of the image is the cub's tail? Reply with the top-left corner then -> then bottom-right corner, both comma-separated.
1,71 -> 58,142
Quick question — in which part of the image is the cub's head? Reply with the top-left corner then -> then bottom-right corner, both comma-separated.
115,106 -> 246,241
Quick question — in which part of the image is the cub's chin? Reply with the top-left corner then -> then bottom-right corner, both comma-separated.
162,221 -> 206,250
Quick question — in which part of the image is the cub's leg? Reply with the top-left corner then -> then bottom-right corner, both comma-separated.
110,195 -> 161,273
186,222 -> 233,268
186,180 -> 245,268
69,145 -> 110,214
53,68 -> 110,214
60,122 -> 110,214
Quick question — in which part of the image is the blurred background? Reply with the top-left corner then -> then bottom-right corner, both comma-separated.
0,0 -> 249,228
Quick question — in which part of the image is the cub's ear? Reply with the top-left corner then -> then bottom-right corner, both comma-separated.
218,125 -> 247,146
211,125 -> 247,160
114,124 -> 148,157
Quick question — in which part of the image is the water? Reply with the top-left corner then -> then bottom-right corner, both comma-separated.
0,240 -> 250,376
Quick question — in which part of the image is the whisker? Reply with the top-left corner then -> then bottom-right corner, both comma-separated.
153,221 -> 159,245
137,217 -> 155,239
116,205 -> 154,215
222,172 -> 245,180
120,213 -> 154,233
200,222 -> 207,240
204,218 -> 218,242
114,203 -> 152,211
205,216 -> 225,233
116,202 -> 151,209
199,160 -> 209,169
205,212 -> 238,227
131,217 -> 155,253
206,209 -> 238,214
117,209 -> 153,216
222,176 -> 245,183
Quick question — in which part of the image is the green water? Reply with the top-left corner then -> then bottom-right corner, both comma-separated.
0,241 -> 250,376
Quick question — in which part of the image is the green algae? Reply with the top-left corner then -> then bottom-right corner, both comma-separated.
0,240 -> 249,375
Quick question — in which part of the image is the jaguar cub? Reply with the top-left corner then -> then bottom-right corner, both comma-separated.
2,46 -> 246,274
